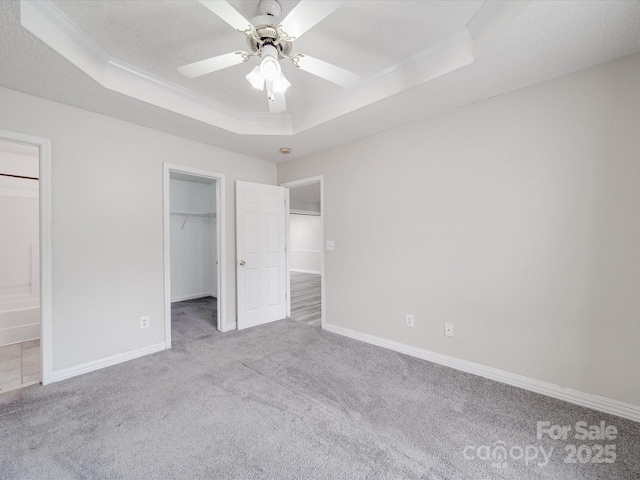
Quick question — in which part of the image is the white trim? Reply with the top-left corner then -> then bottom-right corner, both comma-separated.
163,163 -> 227,345
0,129 -> 53,385
290,269 -> 321,275
53,342 -> 165,382
19,0 -> 290,136
323,323 -> 640,423
281,176 -> 325,329
285,188 -> 291,318
171,293 -> 216,303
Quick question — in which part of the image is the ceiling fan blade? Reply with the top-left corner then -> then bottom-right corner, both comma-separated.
269,92 -> 287,113
296,55 -> 360,88
278,0 -> 344,40
178,52 -> 245,78
199,0 -> 253,32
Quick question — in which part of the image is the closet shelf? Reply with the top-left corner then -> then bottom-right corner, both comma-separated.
171,211 -> 216,229
170,211 -> 215,217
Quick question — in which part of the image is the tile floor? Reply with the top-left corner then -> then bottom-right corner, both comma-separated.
0,339 -> 40,393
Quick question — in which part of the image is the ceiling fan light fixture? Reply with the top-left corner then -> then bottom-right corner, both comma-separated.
259,44 -> 281,81
273,72 -> 290,93
245,65 -> 264,90
180,0 -> 361,113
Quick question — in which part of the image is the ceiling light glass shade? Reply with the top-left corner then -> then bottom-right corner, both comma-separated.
259,44 -> 281,82
273,72 -> 290,93
245,66 -> 264,90
260,55 -> 281,81
246,65 -> 289,96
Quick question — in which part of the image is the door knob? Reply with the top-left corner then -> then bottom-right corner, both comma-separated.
239,260 -> 245,266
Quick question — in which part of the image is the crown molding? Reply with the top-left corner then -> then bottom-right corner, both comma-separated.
291,1 -> 529,133
20,0 -> 528,137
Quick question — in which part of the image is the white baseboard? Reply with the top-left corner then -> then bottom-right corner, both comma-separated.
171,292 -> 216,303
290,269 -> 321,275
220,320 -> 237,333
53,342 -> 166,382
323,323 -> 640,423
0,323 -> 40,346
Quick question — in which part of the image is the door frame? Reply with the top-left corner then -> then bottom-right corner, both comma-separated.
280,175 -> 325,328
163,163 -> 228,348
0,129 -> 53,385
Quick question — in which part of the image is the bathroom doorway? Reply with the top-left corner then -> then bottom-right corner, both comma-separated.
0,131 -> 52,390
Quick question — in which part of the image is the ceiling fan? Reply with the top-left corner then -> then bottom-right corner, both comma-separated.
178,0 -> 361,113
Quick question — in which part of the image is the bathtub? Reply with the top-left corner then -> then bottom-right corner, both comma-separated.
0,301 -> 40,346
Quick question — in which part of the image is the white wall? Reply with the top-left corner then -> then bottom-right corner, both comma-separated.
0,143 -> 40,345
278,53 -> 640,408
289,214 -> 322,274
0,86 -> 276,371
170,178 -> 217,302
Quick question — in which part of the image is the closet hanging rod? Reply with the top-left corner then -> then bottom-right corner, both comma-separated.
0,172 -> 39,180
170,211 -> 216,230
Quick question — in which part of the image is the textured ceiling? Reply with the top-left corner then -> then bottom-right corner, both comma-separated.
1,1 -> 640,163
51,0 -> 483,113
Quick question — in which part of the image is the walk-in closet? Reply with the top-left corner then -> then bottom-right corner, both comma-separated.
169,173 -> 218,345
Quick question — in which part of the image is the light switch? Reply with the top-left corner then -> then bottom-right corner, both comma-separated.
326,241 -> 335,251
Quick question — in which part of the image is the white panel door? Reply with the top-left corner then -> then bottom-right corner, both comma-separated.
236,181 -> 287,329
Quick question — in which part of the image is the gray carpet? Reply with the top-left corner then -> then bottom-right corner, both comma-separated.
0,320 -> 638,479
171,296 -> 217,346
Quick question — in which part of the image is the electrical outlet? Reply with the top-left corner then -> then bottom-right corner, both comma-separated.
140,316 -> 149,329
444,322 -> 454,337
405,314 -> 414,327
326,241 -> 335,251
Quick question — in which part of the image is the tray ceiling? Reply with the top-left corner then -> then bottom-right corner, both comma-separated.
2,1 -> 640,162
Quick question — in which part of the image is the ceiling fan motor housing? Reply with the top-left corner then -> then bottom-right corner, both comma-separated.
247,26 -> 292,57
248,0 -> 292,57
259,0 -> 282,17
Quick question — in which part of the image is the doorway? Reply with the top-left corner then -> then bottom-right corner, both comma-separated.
0,130 -> 52,388
163,164 -> 226,348
282,176 -> 324,328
